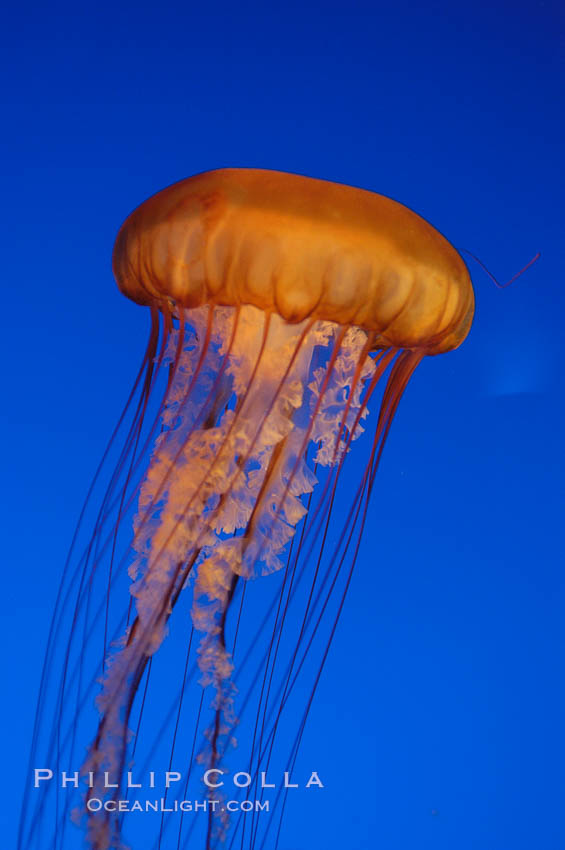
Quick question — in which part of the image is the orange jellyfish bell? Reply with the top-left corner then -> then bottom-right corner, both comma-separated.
113,168 -> 474,354
22,169 -> 474,850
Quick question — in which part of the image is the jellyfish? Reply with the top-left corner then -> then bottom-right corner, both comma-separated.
20,169 -> 474,850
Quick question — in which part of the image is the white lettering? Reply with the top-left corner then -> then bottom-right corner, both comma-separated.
165,771 -> 181,788
34,769 -> 53,787
127,772 -> 141,788
204,769 -> 224,788
260,772 -> 275,788
103,772 -> 118,788
306,771 -> 324,788
61,771 -> 79,788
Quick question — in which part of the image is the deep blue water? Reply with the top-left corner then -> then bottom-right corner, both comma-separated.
1,2 -> 563,848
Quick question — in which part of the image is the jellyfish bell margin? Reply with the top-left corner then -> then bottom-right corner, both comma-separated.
20,168 -> 474,850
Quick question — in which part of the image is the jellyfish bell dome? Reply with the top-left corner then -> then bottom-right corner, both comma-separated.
113,168 -> 474,354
